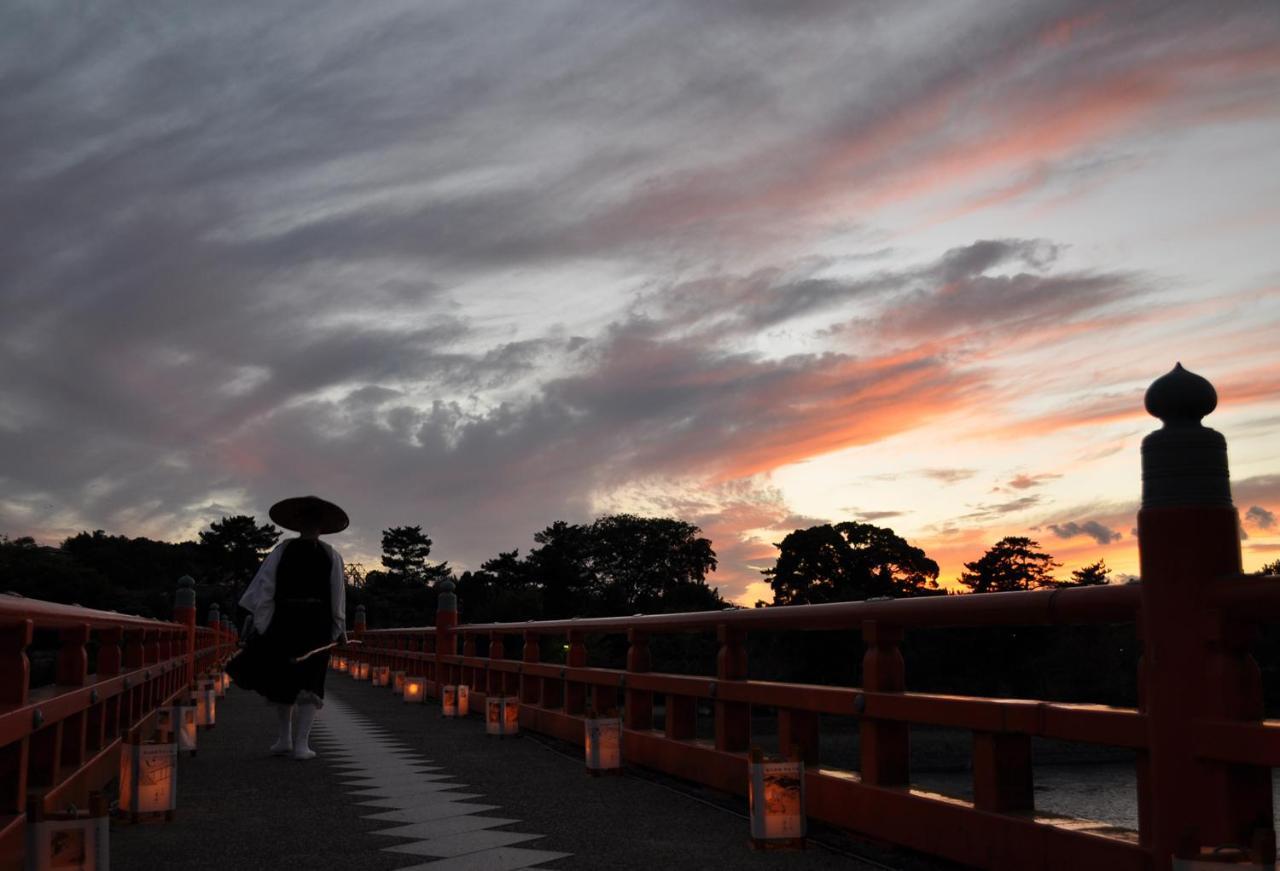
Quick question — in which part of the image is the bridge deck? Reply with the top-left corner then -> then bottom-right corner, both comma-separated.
112,680 -> 955,870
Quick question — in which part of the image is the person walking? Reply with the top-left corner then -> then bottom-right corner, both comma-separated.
232,495 -> 348,760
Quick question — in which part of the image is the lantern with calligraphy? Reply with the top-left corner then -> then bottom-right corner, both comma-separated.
192,684 -> 216,728
219,671 -> 231,694
118,740 -> 177,821
456,684 -> 470,717
372,665 -> 390,687
584,712 -> 621,774
334,656 -> 349,673
354,660 -> 371,681
747,747 -> 806,848
157,701 -> 198,756
404,677 -> 425,703
392,671 -> 406,695
26,792 -> 110,870
486,696 -> 520,737
442,685 -> 458,717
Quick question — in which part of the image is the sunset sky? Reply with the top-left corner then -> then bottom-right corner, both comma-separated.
2,1 -> 1279,604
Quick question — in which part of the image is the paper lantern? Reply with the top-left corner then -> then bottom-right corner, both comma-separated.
157,702 -> 198,756
334,656 -> 349,673
585,715 -> 621,773
192,686 -> 216,728
353,660 -> 371,681
747,748 -> 806,847
486,696 -> 520,737
119,741 -> 177,820
372,665 -> 390,687
392,671 -> 406,695
456,685 -> 470,717
26,792 -> 110,870
404,678 -> 425,703
442,685 -> 457,717
218,672 -> 231,694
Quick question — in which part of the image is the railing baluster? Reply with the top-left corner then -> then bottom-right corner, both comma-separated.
625,629 -> 652,730
715,625 -> 749,753
565,630 -> 586,715
860,620 -> 907,786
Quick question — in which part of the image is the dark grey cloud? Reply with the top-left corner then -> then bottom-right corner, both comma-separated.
1,0 -> 1274,596
1048,520 -> 1123,546
1245,505 -> 1276,530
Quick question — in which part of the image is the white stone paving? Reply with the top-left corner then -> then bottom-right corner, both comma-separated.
314,695 -> 570,869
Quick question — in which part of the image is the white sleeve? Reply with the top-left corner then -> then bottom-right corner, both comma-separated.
329,545 -> 346,641
239,542 -> 286,634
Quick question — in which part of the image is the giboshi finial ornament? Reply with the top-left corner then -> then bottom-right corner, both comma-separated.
1144,362 -> 1217,425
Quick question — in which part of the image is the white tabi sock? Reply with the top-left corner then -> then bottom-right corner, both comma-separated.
270,704 -> 294,755
293,703 -> 318,760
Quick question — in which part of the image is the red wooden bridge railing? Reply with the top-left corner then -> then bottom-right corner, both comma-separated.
0,577 -> 236,869
355,364 -> 1279,871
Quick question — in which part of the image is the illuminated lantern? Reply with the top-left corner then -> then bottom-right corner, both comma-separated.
335,656 -> 349,673
584,713 -> 621,774
157,702 -> 198,756
192,685 -> 216,728
456,685 -> 470,717
209,672 -> 227,698
747,747 -> 806,848
486,696 -> 520,737
26,792 -> 110,870
353,660 -> 371,681
118,740 -> 177,821
392,671 -> 406,695
404,678 -> 425,703
219,672 -> 231,694
372,665 -> 390,687
442,685 -> 457,717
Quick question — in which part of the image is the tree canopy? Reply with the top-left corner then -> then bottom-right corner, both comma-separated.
763,522 -> 940,605
959,536 -> 1060,593
1069,559 -> 1111,586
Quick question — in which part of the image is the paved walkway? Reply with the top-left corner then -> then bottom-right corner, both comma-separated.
113,678 -> 957,870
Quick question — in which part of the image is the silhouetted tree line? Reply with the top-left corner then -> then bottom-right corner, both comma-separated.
5,518 -> 1279,711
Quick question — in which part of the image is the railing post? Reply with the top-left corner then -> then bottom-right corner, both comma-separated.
860,620 -> 908,786
521,631 -> 540,705
56,624 -> 90,687
0,619 -> 33,707
565,630 -> 586,715
463,633 -> 477,690
714,624 -> 749,753
97,627 -> 123,677
1137,364 -> 1273,868
488,631 -> 503,696
435,580 -> 456,688
625,629 -> 652,730
174,576 -> 196,688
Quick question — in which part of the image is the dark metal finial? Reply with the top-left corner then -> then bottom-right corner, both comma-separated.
1141,364 -> 1231,509
1144,362 -> 1218,425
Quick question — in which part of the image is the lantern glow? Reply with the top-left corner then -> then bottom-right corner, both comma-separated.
119,741 -> 177,819
486,696 -> 520,736
442,685 -> 457,717
335,656 -> 349,673
352,660 -> 370,680
27,793 -> 110,870
456,685 -> 470,717
158,703 -> 198,756
192,686 -> 216,728
392,671 -> 406,695
372,665 -> 390,687
585,715 -> 621,773
747,748 -> 806,846
404,678 -> 425,703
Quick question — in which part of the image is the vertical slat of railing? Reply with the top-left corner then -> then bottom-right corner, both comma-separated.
521,631 -> 540,705
565,630 -> 586,715
860,620 -> 907,786
463,632 -> 476,690
625,630 -> 651,730
777,707 -> 819,766
715,625 -> 748,752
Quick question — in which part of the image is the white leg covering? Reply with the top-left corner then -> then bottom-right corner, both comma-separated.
293,702 -> 318,760
270,704 -> 294,755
